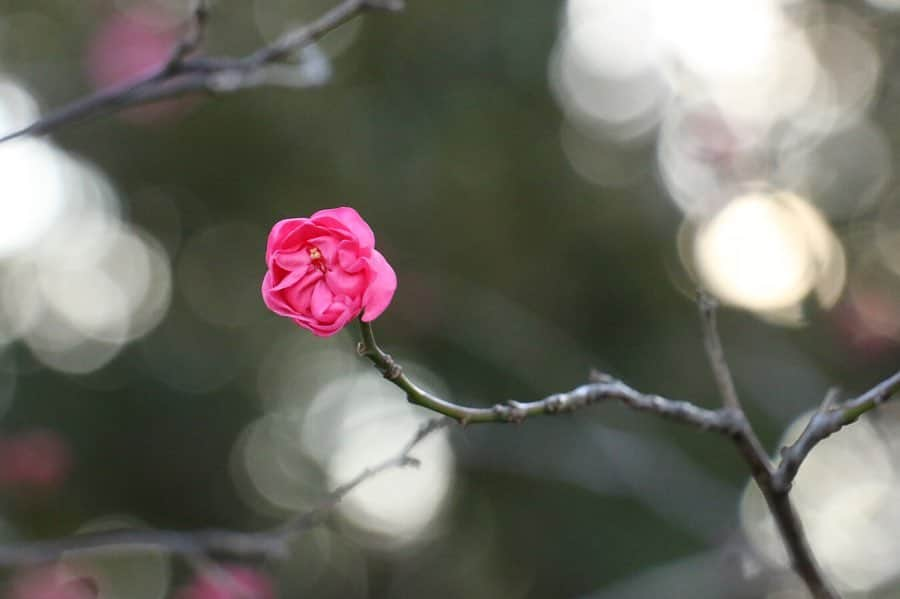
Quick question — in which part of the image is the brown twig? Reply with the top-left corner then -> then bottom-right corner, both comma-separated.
0,417 -> 448,565
0,0 -> 403,143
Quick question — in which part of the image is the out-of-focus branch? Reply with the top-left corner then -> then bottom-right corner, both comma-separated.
696,298 -> 837,599
0,417 -> 448,566
697,293 -> 742,412
166,0 -> 210,66
773,372 -> 900,492
0,0 -> 403,143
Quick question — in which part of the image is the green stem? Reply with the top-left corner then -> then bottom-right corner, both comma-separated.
357,319 -> 497,422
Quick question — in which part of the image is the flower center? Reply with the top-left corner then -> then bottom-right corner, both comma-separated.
308,246 -> 327,273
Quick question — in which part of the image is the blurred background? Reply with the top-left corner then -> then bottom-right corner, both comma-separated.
0,0 -> 898,597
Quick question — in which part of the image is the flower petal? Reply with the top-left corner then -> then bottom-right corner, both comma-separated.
336,239 -> 366,272
273,249 -> 310,270
265,218 -> 307,263
309,281 -> 334,320
262,272 -> 298,317
325,267 -> 365,297
310,207 -> 376,250
361,250 -> 397,322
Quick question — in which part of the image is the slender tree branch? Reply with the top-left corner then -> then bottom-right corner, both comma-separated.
773,372 -> 900,492
697,299 -> 837,599
357,320 -> 742,432
0,417 -> 447,566
697,292 -> 742,412
0,0 -> 403,143
695,296 -> 772,480
166,0 -> 210,67
360,316 -> 840,599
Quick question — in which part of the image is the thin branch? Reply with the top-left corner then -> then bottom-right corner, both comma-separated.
697,292 -> 741,412
276,416 -> 449,535
359,318 -> 840,599
0,417 -> 448,566
773,372 -> 900,492
357,320 -> 742,432
166,0 -> 210,67
0,0 -> 403,143
694,296 -> 837,598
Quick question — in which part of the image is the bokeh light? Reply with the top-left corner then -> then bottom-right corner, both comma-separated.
64,515 -> 172,599
741,413 -> 900,593
689,190 -> 845,317
309,372 -> 454,543
0,79 -> 173,374
237,350 -> 455,545
552,0 -> 894,330
0,83 -> 66,260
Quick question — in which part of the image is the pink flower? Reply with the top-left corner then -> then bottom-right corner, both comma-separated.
262,207 -> 397,337
174,566 -> 273,599
7,565 -> 97,599
86,8 -> 174,88
85,7 -> 189,123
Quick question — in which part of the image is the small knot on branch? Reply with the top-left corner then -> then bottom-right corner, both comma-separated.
697,289 -> 719,316
717,407 -> 748,435
493,400 -> 527,423
545,394 -> 567,413
380,354 -> 403,381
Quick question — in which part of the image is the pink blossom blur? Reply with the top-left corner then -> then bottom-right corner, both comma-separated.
262,207 -> 398,336
85,7 -> 185,122
0,430 -> 71,493
174,565 -> 274,599
7,565 -> 97,599
831,287 -> 900,357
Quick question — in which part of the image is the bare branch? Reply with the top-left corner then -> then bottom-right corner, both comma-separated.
358,319 -> 839,599
357,320 -> 742,432
0,417 -> 447,566
773,372 -> 900,492
697,292 -> 741,412
166,0 -> 211,66
0,0 -> 401,143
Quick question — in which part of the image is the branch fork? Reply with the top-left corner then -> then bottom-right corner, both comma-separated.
353,299 -> 900,599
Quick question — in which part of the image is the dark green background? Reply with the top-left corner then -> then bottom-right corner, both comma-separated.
1,0 -> 899,597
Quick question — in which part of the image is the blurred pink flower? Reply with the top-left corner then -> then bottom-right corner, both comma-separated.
7,565 -> 97,599
85,7 -> 187,122
0,430 -> 71,493
174,566 -> 273,599
262,207 -> 397,336
832,287 -> 900,356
